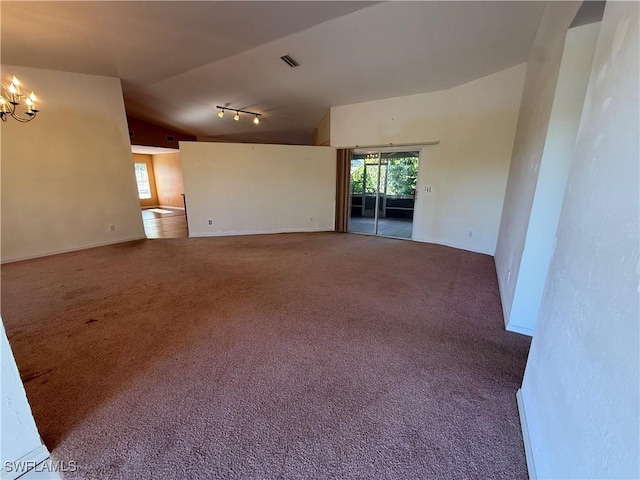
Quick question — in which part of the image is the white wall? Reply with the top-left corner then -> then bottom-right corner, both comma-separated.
1,65 -> 145,263
180,142 -> 336,237
519,2 -> 639,478
507,22 -> 600,336
331,64 -> 526,255
1,318 -> 49,479
493,2 -> 582,323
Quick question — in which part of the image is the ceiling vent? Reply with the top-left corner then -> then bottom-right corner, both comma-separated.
280,55 -> 299,68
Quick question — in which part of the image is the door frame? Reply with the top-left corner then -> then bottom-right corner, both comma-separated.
349,147 -> 420,239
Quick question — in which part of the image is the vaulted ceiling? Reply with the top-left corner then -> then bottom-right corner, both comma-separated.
1,1 -> 546,145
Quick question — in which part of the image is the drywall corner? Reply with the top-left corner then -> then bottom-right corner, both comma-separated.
494,1 -> 582,325
516,389 -> 537,480
314,110 -> 331,146
1,319 -> 50,479
506,21 -> 600,336
519,2 -> 639,477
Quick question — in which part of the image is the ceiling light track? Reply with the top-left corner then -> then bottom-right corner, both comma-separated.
216,106 -> 261,125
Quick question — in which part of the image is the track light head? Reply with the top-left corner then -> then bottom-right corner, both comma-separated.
216,106 -> 261,125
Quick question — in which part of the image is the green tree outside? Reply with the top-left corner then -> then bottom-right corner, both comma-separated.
350,156 -> 418,197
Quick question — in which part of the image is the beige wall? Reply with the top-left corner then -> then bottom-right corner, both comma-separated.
519,2 -> 639,477
331,64 -> 526,254
1,65 -> 145,262
494,2 -> 582,325
313,110 -> 331,146
151,153 -> 184,208
507,22 -> 600,336
180,142 -> 335,237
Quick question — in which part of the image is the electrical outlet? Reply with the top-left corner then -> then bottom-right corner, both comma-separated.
208,219 -> 213,225
424,185 -> 432,193
507,269 -> 512,282
109,224 -> 116,232
468,231 -> 473,237
309,216 -> 314,222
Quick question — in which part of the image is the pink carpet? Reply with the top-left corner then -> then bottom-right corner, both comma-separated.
2,232 -> 531,479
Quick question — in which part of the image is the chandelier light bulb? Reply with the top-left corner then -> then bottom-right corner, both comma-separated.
218,110 -> 224,118
233,112 -> 240,121
253,116 -> 260,125
0,74 -> 40,122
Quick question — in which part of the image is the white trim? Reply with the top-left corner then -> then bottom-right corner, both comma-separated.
347,141 -> 440,151
158,205 -> 184,211
506,323 -> 534,337
352,144 -> 427,155
412,236 -> 495,256
1,236 -> 147,264
188,228 -> 334,238
1,445 -> 49,480
516,389 -> 537,480
131,145 -> 179,155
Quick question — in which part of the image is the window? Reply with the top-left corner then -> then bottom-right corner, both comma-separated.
134,163 -> 152,199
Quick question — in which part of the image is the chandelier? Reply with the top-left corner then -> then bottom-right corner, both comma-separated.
0,76 -> 39,123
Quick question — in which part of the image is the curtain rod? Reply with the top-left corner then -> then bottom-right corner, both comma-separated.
350,141 -> 440,149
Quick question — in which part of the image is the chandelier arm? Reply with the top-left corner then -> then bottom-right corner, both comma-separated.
11,113 -> 37,123
0,76 -> 40,123
1,89 -> 37,123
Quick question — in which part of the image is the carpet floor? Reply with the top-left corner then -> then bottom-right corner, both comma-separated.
1,232 -> 531,479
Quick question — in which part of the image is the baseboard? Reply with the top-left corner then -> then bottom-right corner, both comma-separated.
516,389 -> 537,480
1,235 -> 147,264
506,323 -> 534,337
188,227 -> 334,238
411,236 -> 494,256
1,444 -> 50,480
144,205 -> 184,210
158,205 -> 184,210
495,257 -> 516,334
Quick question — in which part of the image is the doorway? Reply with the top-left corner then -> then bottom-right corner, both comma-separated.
132,149 -> 188,239
348,150 -> 419,239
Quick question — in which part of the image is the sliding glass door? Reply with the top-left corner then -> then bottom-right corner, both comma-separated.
348,150 -> 418,239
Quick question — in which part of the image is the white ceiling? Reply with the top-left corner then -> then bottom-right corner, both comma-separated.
1,1 -> 545,145
131,145 -> 180,156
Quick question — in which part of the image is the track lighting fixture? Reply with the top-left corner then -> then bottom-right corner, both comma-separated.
216,106 -> 262,125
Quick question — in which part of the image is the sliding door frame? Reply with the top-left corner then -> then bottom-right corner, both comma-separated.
349,146 -> 421,240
